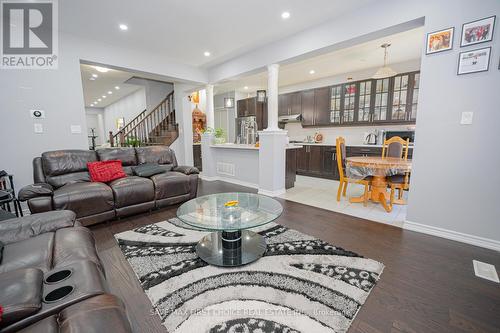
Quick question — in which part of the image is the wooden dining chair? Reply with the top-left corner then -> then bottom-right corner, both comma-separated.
382,136 -> 410,204
336,137 -> 371,206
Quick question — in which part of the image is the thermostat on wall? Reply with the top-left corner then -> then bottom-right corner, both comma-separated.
30,109 -> 45,119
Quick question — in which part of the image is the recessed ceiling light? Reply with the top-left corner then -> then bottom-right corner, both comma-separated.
244,86 -> 249,90
115,86 -> 120,90
89,77 -> 96,81
108,91 -> 112,94
98,98 -> 102,101
309,69 -> 315,75
204,51 -> 211,57
102,95 -> 106,98
119,24 -> 128,31
281,11 -> 290,19
90,104 -> 94,106
95,66 -> 110,73
92,73 -> 98,78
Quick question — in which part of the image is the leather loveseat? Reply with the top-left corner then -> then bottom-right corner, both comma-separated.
19,146 -> 199,226
0,210 -> 132,332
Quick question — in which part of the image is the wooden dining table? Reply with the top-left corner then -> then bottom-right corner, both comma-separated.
346,156 -> 412,213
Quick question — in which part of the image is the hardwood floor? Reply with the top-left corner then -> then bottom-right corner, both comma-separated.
90,180 -> 500,333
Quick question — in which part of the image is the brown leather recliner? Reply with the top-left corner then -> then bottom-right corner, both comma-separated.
0,210 -> 101,274
0,211 -> 132,332
19,146 -> 199,226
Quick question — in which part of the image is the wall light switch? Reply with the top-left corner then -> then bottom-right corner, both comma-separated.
34,123 -> 43,133
460,112 -> 474,125
70,125 -> 82,134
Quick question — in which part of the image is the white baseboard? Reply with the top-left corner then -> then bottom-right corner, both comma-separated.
404,220 -> 500,252
199,175 -> 286,197
258,188 -> 286,197
199,174 -> 259,189
199,174 -> 218,182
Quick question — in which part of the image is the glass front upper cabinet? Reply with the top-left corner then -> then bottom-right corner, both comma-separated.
342,83 -> 356,123
357,80 -> 372,122
391,74 -> 409,121
409,73 -> 419,121
330,85 -> 342,124
373,78 -> 389,122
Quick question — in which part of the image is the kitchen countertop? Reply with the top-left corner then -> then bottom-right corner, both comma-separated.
209,143 -> 303,150
292,142 -> 413,148
210,144 -> 259,150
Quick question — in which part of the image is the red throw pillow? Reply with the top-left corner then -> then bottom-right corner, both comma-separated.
87,160 -> 127,183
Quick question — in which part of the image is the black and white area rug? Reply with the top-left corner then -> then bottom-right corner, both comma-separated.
115,218 -> 384,333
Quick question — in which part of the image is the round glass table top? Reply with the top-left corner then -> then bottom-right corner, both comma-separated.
176,192 -> 283,231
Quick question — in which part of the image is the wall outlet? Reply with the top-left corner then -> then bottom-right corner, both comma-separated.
460,112 -> 473,125
34,123 -> 43,133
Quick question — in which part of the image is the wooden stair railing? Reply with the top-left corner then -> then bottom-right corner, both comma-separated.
109,109 -> 147,146
109,91 -> 178,147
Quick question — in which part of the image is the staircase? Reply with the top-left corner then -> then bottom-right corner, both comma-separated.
109,91 -> 178,147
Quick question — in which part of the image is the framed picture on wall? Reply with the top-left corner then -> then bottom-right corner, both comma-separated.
461,15 -> 496,47
457,47 -> 491,75
426,27 -> 454,54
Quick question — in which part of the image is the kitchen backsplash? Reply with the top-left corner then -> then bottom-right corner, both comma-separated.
284,122 -> 415,145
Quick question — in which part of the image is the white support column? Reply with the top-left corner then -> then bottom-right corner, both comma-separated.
265,64 -> 281,131
206,84 -> 215,129
172,82 -> 194,166
258,130 -> 288,197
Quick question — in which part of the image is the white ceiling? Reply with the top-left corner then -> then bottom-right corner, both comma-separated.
80,64 -> 142,108
61,0 -> 377,68
214,27 -> 424,94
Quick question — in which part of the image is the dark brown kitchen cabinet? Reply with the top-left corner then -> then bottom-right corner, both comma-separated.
300,89 -> 315,126
193,144 -> 202,171
296,145 -> 330,178
285,149 -> 297,189
279,70 -> 419,128
279,92 -> 302,116
237,97 -> 267,129
322,146 -> 339,180
295,145 -> 411,180
308,146 -> 323,175
237,99 -> 247,117
237,97 -> 257,117
296,146 -> 308,173
313,87 -> 331,126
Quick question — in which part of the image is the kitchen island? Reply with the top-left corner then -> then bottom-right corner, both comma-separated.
200,137 -> 301,192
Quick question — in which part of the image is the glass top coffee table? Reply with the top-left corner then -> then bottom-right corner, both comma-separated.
176,192 -> 283,267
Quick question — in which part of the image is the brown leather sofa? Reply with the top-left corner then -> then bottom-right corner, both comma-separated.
19,146 -> 199,226
0,211 -> 132,332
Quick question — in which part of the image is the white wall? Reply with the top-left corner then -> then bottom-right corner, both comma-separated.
279,60 -> 420,93
103,88 -> 146,136
85,107 -> 105,146
208,0 -> 500,247
126,77 -> 174,112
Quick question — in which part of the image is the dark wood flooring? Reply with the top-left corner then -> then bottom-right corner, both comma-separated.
90,180 -> 500,333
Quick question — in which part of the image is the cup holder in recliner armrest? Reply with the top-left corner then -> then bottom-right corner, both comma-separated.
43,285 -> 74,303
44,269 -> 73,284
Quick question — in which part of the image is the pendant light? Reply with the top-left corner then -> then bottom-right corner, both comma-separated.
372,43 -> 398,79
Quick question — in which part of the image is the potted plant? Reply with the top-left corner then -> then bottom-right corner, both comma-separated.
214,128 -> 225,144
